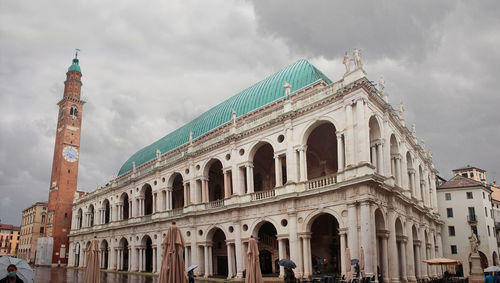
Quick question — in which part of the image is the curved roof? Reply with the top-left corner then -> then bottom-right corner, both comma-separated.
68,57 -> 81,73
118,59 -> 332,176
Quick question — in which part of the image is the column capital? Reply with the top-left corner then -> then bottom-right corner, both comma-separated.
296,145 -> 308,152
408,168 -> 416,174
396,235 -> 408,243
339,227 -> 349,235
199,176 -> 209,182
298,232 -> 312,239
276,234 -> 290,241
391,153 -> 401,160
376,229 -> 390,238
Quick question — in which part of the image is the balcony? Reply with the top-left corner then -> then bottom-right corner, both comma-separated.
467,214 -> 478,224
306,174 -> 337,190
251,189 -> 275,201
206,199 -> 225,209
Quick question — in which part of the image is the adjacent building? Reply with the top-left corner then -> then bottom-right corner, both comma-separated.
0,224 -> 20,256
67,52 -> 442,282
18,201 -> 48,263
452,166 -> 487,184
437,175 -> 499,275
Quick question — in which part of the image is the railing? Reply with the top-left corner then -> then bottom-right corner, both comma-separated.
306,174 -> 337,190
467,214 -> 477,223
252,189 -> 275,201
206,199 -> 225,209
172,208 -> 183,216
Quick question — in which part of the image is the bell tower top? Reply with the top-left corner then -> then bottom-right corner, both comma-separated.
68,49 -> 81,73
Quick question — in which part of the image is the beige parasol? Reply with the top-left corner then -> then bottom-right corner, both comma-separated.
245,236 -> 263,283
158,222 -> 188,283
423,257 -> 461,265
83,237 -> 100,283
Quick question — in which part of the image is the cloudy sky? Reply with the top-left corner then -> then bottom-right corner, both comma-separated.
1,0 -> 499,225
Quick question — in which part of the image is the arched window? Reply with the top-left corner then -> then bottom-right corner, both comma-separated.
70,106 -> 78,120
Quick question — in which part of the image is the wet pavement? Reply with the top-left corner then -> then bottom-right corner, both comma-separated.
33,266 -> 282,283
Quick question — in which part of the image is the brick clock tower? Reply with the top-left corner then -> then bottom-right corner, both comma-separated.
44,51 -> 85,265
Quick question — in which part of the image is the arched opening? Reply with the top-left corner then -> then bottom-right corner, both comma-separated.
88,205 -> 95,227
120,193 -> 129,220
369,116 -> 382,173
406,152 -> 414,197
310,213 -> 340,275
76,208 -> 82,229
479,251 -> 488,270
207,228 -> 228,277
102,199 -> 110,224
100,240 -> 109,269
255,222 -> 279,275
412,226 -> 420,279
375,209 -> 386,282
306,123 -> 338,180
390,135 -> 400,185
395,218 -> 405,280
142,184 -> 153,216
252,143 -> 275,192
84,241 -> 91,266
171,173 -> 184,209
75,242 -> 80,267
141,235 -> 153,272
493,251 -> 498,266
119,238 -> 129,271
207,160 -> 225,202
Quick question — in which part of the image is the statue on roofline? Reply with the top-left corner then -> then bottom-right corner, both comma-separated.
378,77 -> 385,93
343,52 -> 351,74
353,48 -> 362,69
284,81 -> 291,98
398,102 -> 405,119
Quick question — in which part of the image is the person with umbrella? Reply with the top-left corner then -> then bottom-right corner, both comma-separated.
158,221 -> 188,283
278,259 -> 297,283
0,264 -> 24,283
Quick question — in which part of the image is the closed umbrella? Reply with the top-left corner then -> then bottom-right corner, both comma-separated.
0,256 -> 34,283
83,237 -> 100,283
345,248 -> 352,282
158,222 -> 188,283
245,236 -> 263,283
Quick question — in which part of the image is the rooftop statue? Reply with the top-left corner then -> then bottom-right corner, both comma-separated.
156,149 -> 161,159
421,138 -> 426,150
343,52 -> 351,74
189,131 -> 193,145
398,102 -> 405,119
411,124 -> 417,137
284,81 -> 291,98
353,48 -> 362,69
231,109 -> 237,126
378,77 -> 385,93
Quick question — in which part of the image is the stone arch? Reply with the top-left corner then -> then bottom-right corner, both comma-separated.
205,226 -> 229,277
140,183 -> 153,215
248,139 -> 277,161
140,234 -> 154,272
118,237 -> 129,271
119,192 -> 130,220
76,208 -> 83,229
493,251 -> 498,266
304,120 -> 339,180
203,158 -> 226,201
102,198 -> 111,224
87,204 -> 95,227
304,208 -> 345,232
167,172 -> 184,209
250,141 -> 276,192
100,239 -> 109,269
374,208 -> 387,280
395,217 -> 405,279
252,220 -> 279,275
308,212 -> 342,274
205,225 -> 228,242
201,157 -> 226,176
74,242 -> 81,267
300,117 -> 341,145
250,217 -> 281,237
369,115 -> 383,172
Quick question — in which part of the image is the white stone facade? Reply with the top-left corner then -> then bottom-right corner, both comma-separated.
68,61 -> 442,282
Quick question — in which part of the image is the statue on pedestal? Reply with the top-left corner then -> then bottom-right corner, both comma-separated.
398,102 -> 405,119
284,81 -> 291,98
353,48 -> 362,69
343,52 -> 351,74
469,232 -> 479,253
378,77 -> 385,93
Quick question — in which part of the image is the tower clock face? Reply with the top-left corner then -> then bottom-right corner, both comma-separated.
63,146 -> 79,162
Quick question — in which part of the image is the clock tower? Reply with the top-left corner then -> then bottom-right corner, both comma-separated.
45,51 -> 85,265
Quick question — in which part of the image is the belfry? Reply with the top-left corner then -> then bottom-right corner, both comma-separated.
38,51 -> 85,265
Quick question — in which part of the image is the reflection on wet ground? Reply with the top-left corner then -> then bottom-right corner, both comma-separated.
33,266 -> 281,283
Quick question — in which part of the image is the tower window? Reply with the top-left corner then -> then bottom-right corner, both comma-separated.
70,106 -> 78,120
60,107 -> 65,120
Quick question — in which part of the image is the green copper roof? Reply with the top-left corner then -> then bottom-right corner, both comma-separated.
118,59 -> 332,176
68,57 -> 81,73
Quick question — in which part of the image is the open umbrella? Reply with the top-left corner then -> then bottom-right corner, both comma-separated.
83,237 -> 100,283
484,266 -> 500,273
158,222 -> 188,283
278,259 -> 296,269
0,256 -> 34,283
186,264 -> 198,273
245,236 -> 263,283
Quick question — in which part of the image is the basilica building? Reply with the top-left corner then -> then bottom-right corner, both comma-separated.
68,52 -> 443,282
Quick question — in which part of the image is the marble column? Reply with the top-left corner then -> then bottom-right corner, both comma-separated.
388,210 -> 398,283
376,141 -> 384,174
246,164 -> 254,193
152,246 -> 157,273
223,170 -> 231,198
395,157 -> 402,187
152,193 -> 157,213
336,133 -> 345,173
414,241 -> 421,279
298,146 -> 308,182
208,245 -> 213,276
381,233 -> 389,283
360,202 -> 374,277
345,103 -> 355,166
288,212 -> 300,277
278,238 -> 285,277
128,247 -> 132,271
234,223 -> 244,278
348,204 -> 359,261
302,234 -> 312,277
399,238 -> 407,281
204,245 -> 209,277
340,229 -> 347,278
371,145 -> 377,167
419,228 -> 428,279
356,99 -> 369,163
406,221 -> 416,282
227,243 -> 234,278
274,155 -> 283,187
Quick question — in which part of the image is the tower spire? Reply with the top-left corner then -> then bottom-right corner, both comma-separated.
68,49 -> 81,73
